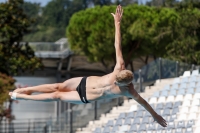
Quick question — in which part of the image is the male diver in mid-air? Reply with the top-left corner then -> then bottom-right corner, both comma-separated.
9,5 -> 167,127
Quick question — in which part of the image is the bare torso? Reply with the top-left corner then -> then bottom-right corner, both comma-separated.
85,75 -> 122,101
64,70 -> 130,103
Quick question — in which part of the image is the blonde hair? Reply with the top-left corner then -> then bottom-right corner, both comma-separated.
116,70 -> 133,83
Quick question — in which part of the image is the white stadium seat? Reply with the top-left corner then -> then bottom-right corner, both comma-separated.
184,94 -> 193,100
189,106 -> 199,113
188,113 -> 198,120
149,97 -> 158,104
191,69 -> 199,76
166,96 -> 175,102
175,95 -> 184,101
183,71 -> 191,77
191,99 -> 200,106
82,70 -> 200,133
182,100 -> 191,107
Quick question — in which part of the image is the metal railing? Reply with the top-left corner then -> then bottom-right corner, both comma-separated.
21,38 -> 73,58
28,42 -> 68,52
133,58 -> 199,92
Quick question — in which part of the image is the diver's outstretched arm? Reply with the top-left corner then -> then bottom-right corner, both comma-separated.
111,5 -> 125,71
127,84 -> 167,127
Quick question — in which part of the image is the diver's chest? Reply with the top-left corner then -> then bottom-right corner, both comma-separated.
102,85 -> 127,96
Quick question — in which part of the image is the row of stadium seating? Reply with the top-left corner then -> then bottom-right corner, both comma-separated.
75,70 -> 200,133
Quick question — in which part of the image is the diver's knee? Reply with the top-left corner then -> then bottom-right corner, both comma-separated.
52,91 -> 61,99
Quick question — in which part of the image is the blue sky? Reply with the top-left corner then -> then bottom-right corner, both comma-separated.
0,0 -> 51,6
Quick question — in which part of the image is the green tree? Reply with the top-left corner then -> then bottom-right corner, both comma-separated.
131,2 -> 200,64
67,6 -> 117,70
42,0 -> 89,28
118,0 -> 138,6
0,0 -> 42,121
21,1 -> 43,41
92,0 -> 112,6
149,0 -> 165,6
126,5 -> 179,59
21,1 -> 41,30
164,3 -> 200,64
67,5 -> 178,69
23,0 -> 138,42
25,0 -> 89,42
0,73 -> 15,122
0,0 -> 42,75
145,0 -> 200,65
21,1 -> 41,19
42,0 -> 69,27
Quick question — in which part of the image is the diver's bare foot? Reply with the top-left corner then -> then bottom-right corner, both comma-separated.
9,92 -> 26,100
9,92 -> 17,100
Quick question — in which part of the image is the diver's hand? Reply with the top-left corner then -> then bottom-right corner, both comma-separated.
111,5 -> 123,25
153,114 -> 167,127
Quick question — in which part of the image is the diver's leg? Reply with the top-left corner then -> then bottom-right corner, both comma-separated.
13,77 -> 83,94
9,91 -> 58,101
9,91 -> 82,103
13,84 -> 59,95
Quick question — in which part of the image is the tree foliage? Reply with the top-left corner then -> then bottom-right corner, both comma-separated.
22,0 -> 138,42
67,6 -> 118,68
23,0 -> 88,42
21,1 -> 42,32
0,0 -> 42,121
123,5 -> 179,60
21,1 -> 41,19
165,2 -> 200,64
0,0 -> 42,75
66,5 -> 178,68
67,3 -> 200,68
0,73 -> 15,122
